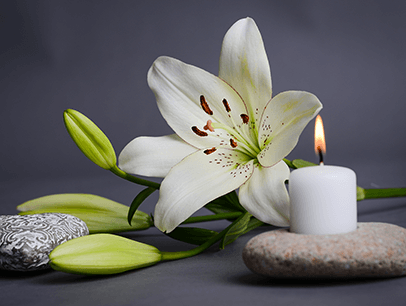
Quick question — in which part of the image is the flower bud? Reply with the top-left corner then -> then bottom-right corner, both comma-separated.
17,194 -> 152,233
49,234 -> 162,275
64,109 -> 116,170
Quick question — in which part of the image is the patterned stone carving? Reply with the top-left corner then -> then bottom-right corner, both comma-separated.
0,213 -> 89,271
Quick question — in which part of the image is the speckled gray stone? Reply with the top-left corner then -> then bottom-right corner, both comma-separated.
243,222 -> 406,278
0,213 -> 89,271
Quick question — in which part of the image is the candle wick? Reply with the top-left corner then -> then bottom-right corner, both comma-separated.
318,147 -> 324,165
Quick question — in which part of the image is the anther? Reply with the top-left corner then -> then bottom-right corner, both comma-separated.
203,120 -> 215,132
192,126 -> 208,137
230,138 -> 238,148
240,114 -> 249,124
204,147 -> 217,155
222,99 -> 231,112
200,95 -> 213,115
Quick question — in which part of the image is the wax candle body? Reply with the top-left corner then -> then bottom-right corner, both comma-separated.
289,165 -> 357,235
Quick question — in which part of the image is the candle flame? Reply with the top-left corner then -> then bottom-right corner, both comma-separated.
314,115 -> 326,156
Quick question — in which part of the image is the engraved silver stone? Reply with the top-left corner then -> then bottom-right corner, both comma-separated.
0,213 -> 89,271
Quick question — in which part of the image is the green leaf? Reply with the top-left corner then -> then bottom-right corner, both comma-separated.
220,212 -> 251,249
166,227 -> 218,245
205,191 -> 245,214
64,109 -> 116,170
205,202 -> 237,215
17,194 -> 152,233
292,159 -> 317,168
222,191 -> 243,209
182,212 -> 242,224
128,187 -> 155,225
243,218 -> 265,234
283,158 -> 295,168
49,234 -> 162,275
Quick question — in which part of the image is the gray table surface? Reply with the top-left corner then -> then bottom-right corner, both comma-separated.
1,162 -> 406,306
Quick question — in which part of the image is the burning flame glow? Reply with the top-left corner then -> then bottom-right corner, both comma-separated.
314,115 -> 326,155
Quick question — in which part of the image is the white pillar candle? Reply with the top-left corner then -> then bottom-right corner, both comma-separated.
289,164 -> 357,235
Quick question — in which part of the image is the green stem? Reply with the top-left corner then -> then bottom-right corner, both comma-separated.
110,166 -> 160,189
182,212 -> 242,224
161,213 -> 247,261
363,188 -> 406,200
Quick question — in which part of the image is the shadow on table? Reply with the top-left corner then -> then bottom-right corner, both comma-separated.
229,272 -> 398,287
0,266 -> 139,284
0,269 -> 53,280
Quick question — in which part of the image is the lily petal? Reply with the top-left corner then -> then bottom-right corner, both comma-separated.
257,91 -> 322,167
154,148 -> 254,233
219,17 -> 272,125
118,134 -> 196,177
239,161 -> 290,226
147,56 -> 249,150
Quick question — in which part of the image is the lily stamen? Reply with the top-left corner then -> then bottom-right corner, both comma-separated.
210,121 -> 260,157
203,147 -> 217,155
200,95 -> 213,115
240,114 -> 249,124
191,126 -> 208,137
219,98 -> 258,152
222,98 -> 231,112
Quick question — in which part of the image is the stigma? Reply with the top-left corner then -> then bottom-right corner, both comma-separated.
203,120 -> 215,132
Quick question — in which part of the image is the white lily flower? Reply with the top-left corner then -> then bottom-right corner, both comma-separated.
119,18 -> 322,233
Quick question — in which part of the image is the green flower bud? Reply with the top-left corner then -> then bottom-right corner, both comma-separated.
64,109 -> 116,170
17,194 -> 152,233
49,234 -> 162,275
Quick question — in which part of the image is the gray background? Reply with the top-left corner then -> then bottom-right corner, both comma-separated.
1,1 -> 406,306
1,0 -> 405,182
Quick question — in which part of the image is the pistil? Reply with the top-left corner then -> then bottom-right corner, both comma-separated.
210,121 -> 260,158
203,120 -> 215,132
